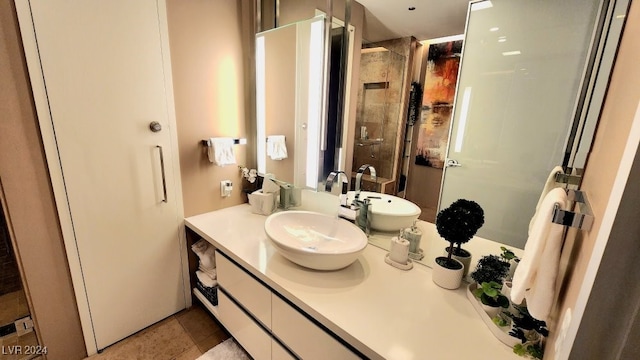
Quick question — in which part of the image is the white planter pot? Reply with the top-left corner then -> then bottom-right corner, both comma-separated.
432,257 -> 464,289
445,247 -> 472,277
508,259 -> 519,280
481,303 -> 502,319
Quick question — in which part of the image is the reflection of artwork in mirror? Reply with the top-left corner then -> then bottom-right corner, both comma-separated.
415,40 -> 462,169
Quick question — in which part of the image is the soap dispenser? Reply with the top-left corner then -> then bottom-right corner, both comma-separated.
402,221 -> 424,260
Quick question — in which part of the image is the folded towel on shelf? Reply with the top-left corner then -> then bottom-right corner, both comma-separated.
529,166 -> 564,233
511,187 -> 568,322
267,135 -> 288,160
198,265 -> 217,280
207,137 -> 236,166
196,270 -> 218,288
191,239 -> 216,270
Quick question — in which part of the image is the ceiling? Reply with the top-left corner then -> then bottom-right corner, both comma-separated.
356,0 -> 471,42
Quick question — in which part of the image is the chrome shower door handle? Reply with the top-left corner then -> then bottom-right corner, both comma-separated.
156,145 -> 168,203
446,159 -> 462,168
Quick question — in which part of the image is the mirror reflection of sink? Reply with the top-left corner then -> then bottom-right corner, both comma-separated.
346,191 -> 421,232
264,211 -> 368,271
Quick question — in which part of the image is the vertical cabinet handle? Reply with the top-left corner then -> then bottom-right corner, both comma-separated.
156,145 -> 168,203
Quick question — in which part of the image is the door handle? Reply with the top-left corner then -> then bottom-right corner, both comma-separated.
156,145 -> 167,203
446,159 -> 462,168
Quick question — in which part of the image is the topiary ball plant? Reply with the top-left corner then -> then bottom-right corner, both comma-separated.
436,199 -> 485,266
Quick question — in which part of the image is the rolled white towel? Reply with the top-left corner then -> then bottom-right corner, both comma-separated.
191,239 -> 216,270
196,270 -> 218,288
199,265 -> 217,280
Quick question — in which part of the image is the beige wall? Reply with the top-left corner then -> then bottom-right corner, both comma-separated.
0,2 -> 86,359
166,0 -> 253,217
545,1 -> 640,358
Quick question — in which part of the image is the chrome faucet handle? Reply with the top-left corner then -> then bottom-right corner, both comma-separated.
355,164 -> 377,196
325,171 -> 349,194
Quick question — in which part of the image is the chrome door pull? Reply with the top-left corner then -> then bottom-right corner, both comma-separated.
156,145 -> 167,203
446,159 -> 462,168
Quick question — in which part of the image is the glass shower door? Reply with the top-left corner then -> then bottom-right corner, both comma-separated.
439,0 -> 602,248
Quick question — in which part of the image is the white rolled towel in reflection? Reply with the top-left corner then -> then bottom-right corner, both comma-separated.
267,135 -> 288,160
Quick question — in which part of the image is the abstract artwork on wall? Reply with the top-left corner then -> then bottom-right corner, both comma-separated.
415,40 -> 463,168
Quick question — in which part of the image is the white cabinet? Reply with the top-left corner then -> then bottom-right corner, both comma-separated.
214,250 -> 360,360
271,295 -> 360,360
217,252 -> 272,328
218,291 -> 272,360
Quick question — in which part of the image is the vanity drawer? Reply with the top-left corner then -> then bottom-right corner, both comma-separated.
271,295 -> 359,360
216,251 -> 271,328
272,339 -> 296,360
218,291 -> 271,360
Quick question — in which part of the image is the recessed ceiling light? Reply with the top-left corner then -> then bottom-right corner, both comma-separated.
408,6 -> 416,11
490,27 -> 499,32
502,50 -> 521,56
498,38 -> 506,43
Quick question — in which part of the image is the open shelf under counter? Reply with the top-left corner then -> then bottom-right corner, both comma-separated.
193,287 -> 219,319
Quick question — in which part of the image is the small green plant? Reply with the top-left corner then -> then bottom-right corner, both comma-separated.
506,305 -> 548,359
492,313 -> 510,327
473,281 -> 510,308
470,254 -> 510,285
500,246 -> 519,262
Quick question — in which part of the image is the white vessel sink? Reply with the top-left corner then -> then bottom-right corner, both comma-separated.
346,191 -> 421,232
264,211 -> 367,271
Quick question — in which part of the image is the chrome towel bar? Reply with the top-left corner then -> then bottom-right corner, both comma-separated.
552,189 -> 594,231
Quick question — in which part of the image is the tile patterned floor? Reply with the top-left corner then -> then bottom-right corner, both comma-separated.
0,290 -> 36,360
85,302 -> 230,360
0,291 -> 29,328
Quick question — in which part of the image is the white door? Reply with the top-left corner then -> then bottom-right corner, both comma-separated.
439,0 -> 603,248
27,0 -> 186,350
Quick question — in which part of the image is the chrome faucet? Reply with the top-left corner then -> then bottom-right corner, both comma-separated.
325,171 -> 362,226
324,171 -> 349,195
353,164 -> 377,235
354,164 -> 377,200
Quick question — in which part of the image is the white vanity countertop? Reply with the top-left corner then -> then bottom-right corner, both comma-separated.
185,204 -> 520,360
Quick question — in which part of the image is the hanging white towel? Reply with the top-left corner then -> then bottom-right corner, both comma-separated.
267,135 -> 288,160
207,137 -> 236,166
529,166 -> 564,233
511,187 -> 568,322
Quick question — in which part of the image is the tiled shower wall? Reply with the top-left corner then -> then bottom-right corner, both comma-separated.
353,37 -> 410,181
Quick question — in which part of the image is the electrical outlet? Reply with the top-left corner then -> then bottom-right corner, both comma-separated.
220,180 -> 232,197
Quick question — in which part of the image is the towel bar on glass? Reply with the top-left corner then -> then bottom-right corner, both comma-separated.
552,189 -> 594,231
554,167 -> 583,186
201,138 -> 247,146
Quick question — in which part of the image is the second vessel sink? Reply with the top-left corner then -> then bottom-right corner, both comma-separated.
264,211 -> 367,271
346,191 -> 421,232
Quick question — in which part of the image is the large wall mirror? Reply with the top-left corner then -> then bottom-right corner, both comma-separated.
254,0 -> 628,259
256,9 -> 354,190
